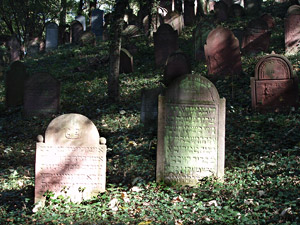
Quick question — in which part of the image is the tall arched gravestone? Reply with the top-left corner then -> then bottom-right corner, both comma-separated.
71,20 -> 83,45
251,54 -> 299,112
91,9 -> 104,40
204,26 -> 242,76
75,15 -> 86,31
45,22 -> 58,51
24,73 -> 60,116
35,114 -> 107,204
285,5 -> 300,56
154,24 -> 178,67
5,61 -> 28,107
157,74 -> 226,186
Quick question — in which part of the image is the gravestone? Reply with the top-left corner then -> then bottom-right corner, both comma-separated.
164,52 -> 191,86
184,0 -> 195,26
229,4 -> 245,18
204,27 -> 242,76
79,31 -> 96,47
244,0 -> 262,15
140,86 -> 165,131
163,11 -> 184,34
35,113 -> 107,204
45,22 -> 58,51
242,19 -> 270,55
122,25 -> 140,37
71,20 -> 83,45
251,54 -> 298,112
120,48 -> 133,74
5,61 -> 28,107
26,37 -> 41,56
154,24 -> 179,67
24,73 -> 60,116
285,5 -> 300,55
214,1 -> 229,22
91,9 -> 104,40
7,35 -> 20,62
75,15 -> 86,31
157,74 -> 226,185
261,14 -> 275,30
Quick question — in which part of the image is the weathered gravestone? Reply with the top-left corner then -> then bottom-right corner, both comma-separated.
261,13 -> 275,30
204,27 -> 242,76
26,37 -> 41,56
154,24 -> 179,67
5,61 -> 28,107
7,35 -> 21,62
71,20 -> 83,45
251,54 -> 299,112
163,11 -> 184,35
45,22 -> 58,51
79,31 -> 96,47
140,86 -> 165,131
241,18 -> 271,55
120,48 -> 133,74
35,113 -> 107,204
157,74 -> 226,185
91,9 -> 104,40
75,15 -> 86,31
24,73 -> 60,116
164,52 -> 191,86
214,0 -> 229,22
285,5 -> 300,55
184,0 -> 196,26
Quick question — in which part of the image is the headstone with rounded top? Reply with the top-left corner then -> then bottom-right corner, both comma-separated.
35,113 -> 107,204
285,5 -> 300,55
75,15 -> 86,31
157,74 -> 226,186
45,22 -> 58,51
204,26 -> 242,76
71,20 -> 83,45
251,54 -> 299,112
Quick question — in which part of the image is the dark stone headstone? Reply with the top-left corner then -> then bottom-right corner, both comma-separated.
184,0 -> 196,26
45,22 -> 58,51
119,48 -> 133,74
24,73 -> 60,116
163,11 -> 184,34
164,52 -> 191,86
204,26 -> 242,76
261,14 -> 275,30
5,61 -> 28,107
251,54 -> 299,112
157,74 -> 226,185
241,19 -> 271,55
75,15 -> 86,31
71,20 -> 84,45
7,35 -> 21,62
91,9 -> 104,39
154,24 -> 179,67
79,31 -> 96,47
214,0 -> 229,22
285,5 -> 300,55
229,4 -> 245,18
35,113 -> 107,204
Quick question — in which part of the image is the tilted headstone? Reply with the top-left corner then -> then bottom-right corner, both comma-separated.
204,27 -> 242,76
157,74 -> 226,185
154,24 -> 179,67
164,52 -> 191,86
140,86 -> 165,131
214,1 -> 229,22
71,20 -> 83,45
251,54 -> 299,112
24,73 -> 60,116
5,61 -> 28,107
45,22 -> 58,51
285,5 -> 300,56
163,11 -> 184,34
75,15 -> 86,31
184,0 -> 196,26
120,48 -> 133,74
241,18 -> 271,55
35,113 -> 107,204
7,35 -> 20,62
91,9 -> 104,39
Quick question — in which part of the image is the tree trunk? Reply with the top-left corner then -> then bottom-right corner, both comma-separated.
59,0 -> 67,45
108,0 -> 128,102
77,0 -> 84,15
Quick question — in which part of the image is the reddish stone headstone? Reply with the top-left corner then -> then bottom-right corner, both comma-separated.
120,48 -> 133,74
5,61 -> 28,107
71,20 -> 83,45
251,54 -> 299,112
285,5 -> 300,55
24,73 -> 60,116
242,18 -> 271,55
204,26 -> 242,76
164,52 -> 191,86
154,24 -> 179,67
35,113 -> 107,204
157,74 -> 226,185
163,11 -> 184,34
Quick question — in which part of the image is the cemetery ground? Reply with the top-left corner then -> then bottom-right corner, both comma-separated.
0,4 -> 300,225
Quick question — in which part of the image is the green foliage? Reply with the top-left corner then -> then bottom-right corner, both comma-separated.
0,1 -> 300,224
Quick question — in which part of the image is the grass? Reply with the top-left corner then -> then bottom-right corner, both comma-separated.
0,1 -> 300,224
